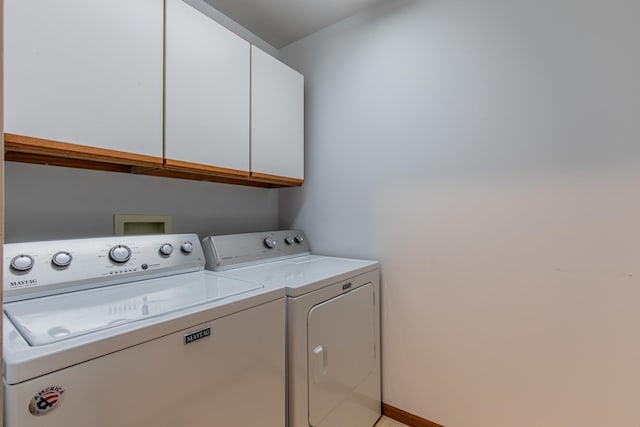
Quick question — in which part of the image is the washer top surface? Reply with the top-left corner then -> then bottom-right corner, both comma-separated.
216,255 -> 379,297
3,270 -> 283,385
5,270 -> 263,346
3,234 -> 287,385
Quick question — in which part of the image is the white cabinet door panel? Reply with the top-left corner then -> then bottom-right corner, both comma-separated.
251,46 -> 304,180
165,0 -> 250,172
4,0 -> 163,157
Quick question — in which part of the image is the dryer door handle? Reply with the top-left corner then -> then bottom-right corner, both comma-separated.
313,345 -> 328,382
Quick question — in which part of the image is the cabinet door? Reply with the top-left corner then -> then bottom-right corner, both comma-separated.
4,0 -> 164,159
251,46 -> 304,182
165,0 -> 250,175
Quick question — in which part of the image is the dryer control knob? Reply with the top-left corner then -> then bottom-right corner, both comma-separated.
11,254 -> 34,271
294,235 -> 305,244
181,241 -> 194,254
264,237 -> 277,249
285,236 -> 294,245
159,243 -> 174,256
52,251 -> 73,268
109,245 -> 131,263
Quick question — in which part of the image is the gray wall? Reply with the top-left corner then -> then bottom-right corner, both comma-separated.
187,0 -> 278,56
4,162 -> 277,242
279,1 -> 640,426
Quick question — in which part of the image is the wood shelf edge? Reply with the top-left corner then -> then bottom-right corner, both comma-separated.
4,133 -> 163,168
382,403 -> 444,427
250,171 -> 304,187
164,158 -> 250,179
139,167 -> 276,188
4,152 -> 138,174
4,134 -> 303,189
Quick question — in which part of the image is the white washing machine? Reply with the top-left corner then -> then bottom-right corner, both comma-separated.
3,234 -> 285,427
202,230 -> 381,427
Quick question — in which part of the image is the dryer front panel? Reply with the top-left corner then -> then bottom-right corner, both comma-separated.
307,283 -> 375,426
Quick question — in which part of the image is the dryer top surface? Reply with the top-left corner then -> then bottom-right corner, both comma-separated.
215,255 -> 379,297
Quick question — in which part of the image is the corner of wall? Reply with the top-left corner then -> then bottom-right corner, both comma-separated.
182,0 -> 279,57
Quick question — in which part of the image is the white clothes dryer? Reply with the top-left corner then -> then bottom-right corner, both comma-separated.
202,230 -> 381,427
3,234 -> 285,427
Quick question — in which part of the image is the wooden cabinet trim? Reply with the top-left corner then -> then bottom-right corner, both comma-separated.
4,133 -> 300,188
250,171 -> 304,187
4,151 -> 143,174
382,403 -> 444,427
141,168 -> 276,188
4,133 -> 163,167
164,158 -> 250,178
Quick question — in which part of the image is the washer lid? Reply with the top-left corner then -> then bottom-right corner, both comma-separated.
4,271 -> 263,346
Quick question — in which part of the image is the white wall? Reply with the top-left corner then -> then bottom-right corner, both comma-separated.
4,162 -> 277,242
279,1 -> 640,426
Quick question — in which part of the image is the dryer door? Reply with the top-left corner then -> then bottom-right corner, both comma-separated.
307,283 -> 375,426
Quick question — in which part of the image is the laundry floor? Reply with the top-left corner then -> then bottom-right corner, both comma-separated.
376,416 -> 410,427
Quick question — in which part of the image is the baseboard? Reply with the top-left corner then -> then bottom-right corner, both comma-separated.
382,403 -> 444,427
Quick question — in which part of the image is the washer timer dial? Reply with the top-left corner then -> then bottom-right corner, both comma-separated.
109,245 -> 132,263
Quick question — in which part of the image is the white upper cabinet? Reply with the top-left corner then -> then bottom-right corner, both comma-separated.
251,46 -> 304,181
4,0 -> 303,187
165,0 -> 250,174
4,0 -> 164,159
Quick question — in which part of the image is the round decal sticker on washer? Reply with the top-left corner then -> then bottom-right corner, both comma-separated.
29,386 -> 66,416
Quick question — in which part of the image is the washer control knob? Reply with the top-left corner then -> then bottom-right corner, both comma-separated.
181,241 -> 194,254
294,235 -> 305,244
52,251 -> 73,268
109,245 -> 132,263
285,236 -> 294,245
264,237 -> 277,249
11,255 -> 34,272
159,243 -> 174,256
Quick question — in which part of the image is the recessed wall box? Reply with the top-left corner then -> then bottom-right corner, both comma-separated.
114,214 -> 173,236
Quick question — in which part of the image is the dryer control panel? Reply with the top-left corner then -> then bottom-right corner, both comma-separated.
202,230 -> 311,271
3,234 -> 205,302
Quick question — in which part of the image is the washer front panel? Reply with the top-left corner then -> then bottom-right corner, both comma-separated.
4,298 -> 285,427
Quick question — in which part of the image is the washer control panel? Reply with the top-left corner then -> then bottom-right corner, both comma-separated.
202,230 -> 311,271
3,233 -> 205,302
